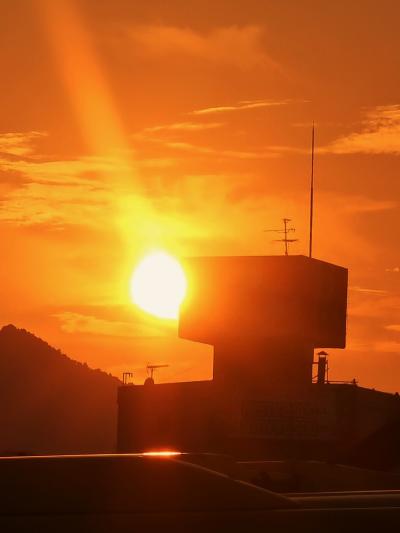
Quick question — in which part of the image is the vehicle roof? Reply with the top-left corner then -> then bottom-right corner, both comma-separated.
0,453 -> 294,514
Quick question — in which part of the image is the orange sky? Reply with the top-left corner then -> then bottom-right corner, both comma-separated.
0,0 -> 399,390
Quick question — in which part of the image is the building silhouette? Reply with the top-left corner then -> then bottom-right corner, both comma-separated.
117,255 -> 400,466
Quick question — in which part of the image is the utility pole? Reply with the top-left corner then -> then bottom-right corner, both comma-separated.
265,218 -> 298,255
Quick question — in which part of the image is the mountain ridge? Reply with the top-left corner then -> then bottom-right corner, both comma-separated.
0,324 -> 121,455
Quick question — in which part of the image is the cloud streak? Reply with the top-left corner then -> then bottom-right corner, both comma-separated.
385,324 -> 400,333
327,105 -> 400,154
349,286 -> 388,295
191,99 -> 288,116
0,131 -> 46,156
164,140 -> 276,159
340,197 -> 398,213
0,154 -> 121,227
54,311 -> 166,338
142,121 -> 223,133
129,25 -> 278,70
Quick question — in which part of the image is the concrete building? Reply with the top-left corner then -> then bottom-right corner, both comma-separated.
117,256 -> 400,464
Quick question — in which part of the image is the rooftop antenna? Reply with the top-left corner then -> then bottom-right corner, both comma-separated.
309,122 -> 315,258
265,218 -> 298,256
122,372 -> 134,385
145,363 -> 169,384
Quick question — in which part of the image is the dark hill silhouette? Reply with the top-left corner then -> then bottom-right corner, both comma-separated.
0,324 -> 121,455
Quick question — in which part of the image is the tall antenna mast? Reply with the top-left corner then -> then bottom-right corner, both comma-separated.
309,122 -> 315,258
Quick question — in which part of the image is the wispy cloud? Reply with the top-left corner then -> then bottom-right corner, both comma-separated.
385,324 -> 400,333
129,25 -> 278,70
164,140 -> 276,159
0,131 -> 46,156
0,181 -> 110,227
349,293 -> 400,319
0,130 -> 156,229
191,99 -> 288,116
0,155 -> 119,227
327,105 -> 400,154
373,340 -> 400,353
349,286 -> 388,295
348,336 -> 400,354
142,121 -> 223,133
54,311 -> 166,338
340,197 -> 398,213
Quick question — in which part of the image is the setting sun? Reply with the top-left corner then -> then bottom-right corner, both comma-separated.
130,252 -> 187,320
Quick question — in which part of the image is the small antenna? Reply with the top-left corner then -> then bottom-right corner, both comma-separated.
309,122 -> 315,258
122,372 -> 134,385
265,218 -> 298,256
146,363 -> 169,382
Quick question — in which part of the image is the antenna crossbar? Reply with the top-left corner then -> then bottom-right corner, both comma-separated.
265,218 -> 298,255
146,364 -> 169,380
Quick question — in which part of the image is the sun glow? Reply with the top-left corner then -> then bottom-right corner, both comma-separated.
141,451 -> 182,457
130,252 -> 187,320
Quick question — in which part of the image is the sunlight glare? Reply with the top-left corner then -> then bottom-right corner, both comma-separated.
142,451 -> 182,457
130,252 -> 187,320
